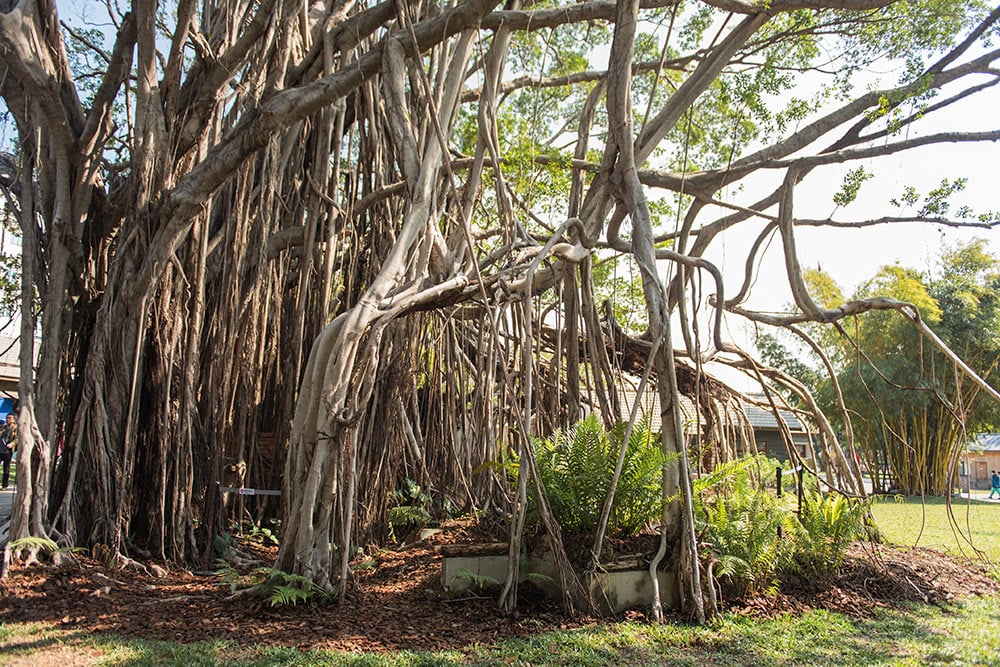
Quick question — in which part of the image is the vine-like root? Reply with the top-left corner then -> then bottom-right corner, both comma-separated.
224,584 -> 266,602
113,553 -> 170,577
0,545 -> 11,578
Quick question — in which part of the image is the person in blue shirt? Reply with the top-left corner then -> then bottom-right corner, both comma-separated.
990,470 -> 1000,500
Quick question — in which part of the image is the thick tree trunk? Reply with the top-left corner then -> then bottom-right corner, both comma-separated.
3,0 -> 997,617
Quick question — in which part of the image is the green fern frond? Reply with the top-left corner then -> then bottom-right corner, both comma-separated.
261,568 -> 332,606
523,414 -> 670,536
700,455 -> 795,597
792,490 -> 873,576
269,585 -> 312,607
523,571 -> 557,588
454,568 -> 500,591
8,536 -> 60,553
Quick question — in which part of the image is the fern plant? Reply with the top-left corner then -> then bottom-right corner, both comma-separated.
791,491 -> 873,579
214,561 -> 332,606
453,568 -> 501,592
608,417 -> 668,535
529,414 -> 665,536
533,414 -> 609,534
695,455 -> 796,597
8,536 -> 61,553
259,568 -> 331,607
7,536 -> 84,557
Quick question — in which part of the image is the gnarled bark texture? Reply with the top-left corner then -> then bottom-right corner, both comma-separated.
2,0 -> 999,620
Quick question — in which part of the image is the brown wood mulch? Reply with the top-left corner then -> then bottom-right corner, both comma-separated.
1,523 -> 998,654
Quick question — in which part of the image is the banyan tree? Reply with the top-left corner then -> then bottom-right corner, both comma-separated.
2,0 -> 1000,620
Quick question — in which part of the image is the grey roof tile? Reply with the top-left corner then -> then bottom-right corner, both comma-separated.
742,403 -> 805,432
971,433 -> 1000,451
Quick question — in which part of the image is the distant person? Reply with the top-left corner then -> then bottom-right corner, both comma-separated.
990,470 -> 1000,499
0,413 -> 15,489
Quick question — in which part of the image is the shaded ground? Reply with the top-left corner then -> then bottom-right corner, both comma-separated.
1,520 -> 998,654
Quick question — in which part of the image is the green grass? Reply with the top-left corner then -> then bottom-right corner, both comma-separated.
4,491 -> 998,665
871,494 -> 1000,563
4,596 -> 1000,665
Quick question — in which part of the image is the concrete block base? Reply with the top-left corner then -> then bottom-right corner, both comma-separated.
441,552 -> 677,612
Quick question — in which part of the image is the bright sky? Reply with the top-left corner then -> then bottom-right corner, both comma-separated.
704,64 -> 1000,316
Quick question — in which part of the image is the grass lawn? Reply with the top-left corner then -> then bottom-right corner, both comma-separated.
5,489 -> 999,665
4,595 -> 1000,666
871,494 -> 1000,563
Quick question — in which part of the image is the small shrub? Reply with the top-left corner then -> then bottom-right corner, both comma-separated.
387,478 -> 433,541
697,457 -> 875,598
246,518 -> 280,546
695,455 -> 796,597
528,414 -> 665,536
790,491 -> 873,580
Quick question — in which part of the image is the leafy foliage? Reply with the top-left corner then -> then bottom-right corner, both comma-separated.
792,491 -> 874,579
592,253 -> 649,334
833,166 -> 874,208
387,478 -> 434,541
213,532 -> 237,561
247,520 -> 280,547
695,457 -> 872,597
261,569 -> 332,607
213,558 -> 246,592
527,414 -> 666,536
215,560 -> 332,607
788,240 -> 1000,494
453,568 -> 501,592
7,536 -> 62,553
695,456 -> 796,597
0,210 -> 22,319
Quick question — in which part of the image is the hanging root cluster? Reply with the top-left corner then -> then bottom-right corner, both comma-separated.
4,0 -> 1000,623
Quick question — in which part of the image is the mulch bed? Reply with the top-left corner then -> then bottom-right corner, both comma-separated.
2,521 -> 998,653
733,542 -> 999,618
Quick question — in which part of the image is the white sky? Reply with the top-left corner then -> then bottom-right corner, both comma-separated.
701,64 -> 1000,315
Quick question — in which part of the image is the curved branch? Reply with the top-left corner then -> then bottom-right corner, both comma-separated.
728,298 -> 1000,406
461,58 -> 692,103
698,0 -> 894,12
481,0 -> 678,32
794,215 -> 999,230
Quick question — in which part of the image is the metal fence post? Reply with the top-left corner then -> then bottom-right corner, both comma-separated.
776,465 -> 783,539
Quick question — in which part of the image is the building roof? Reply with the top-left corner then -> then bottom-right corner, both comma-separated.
618,384 -> 697,433
970,433 -> 1000,452
617,384 -> 807,434
742,401 -> 806,432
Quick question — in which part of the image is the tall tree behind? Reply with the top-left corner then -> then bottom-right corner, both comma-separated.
782,241 -> 1000,495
